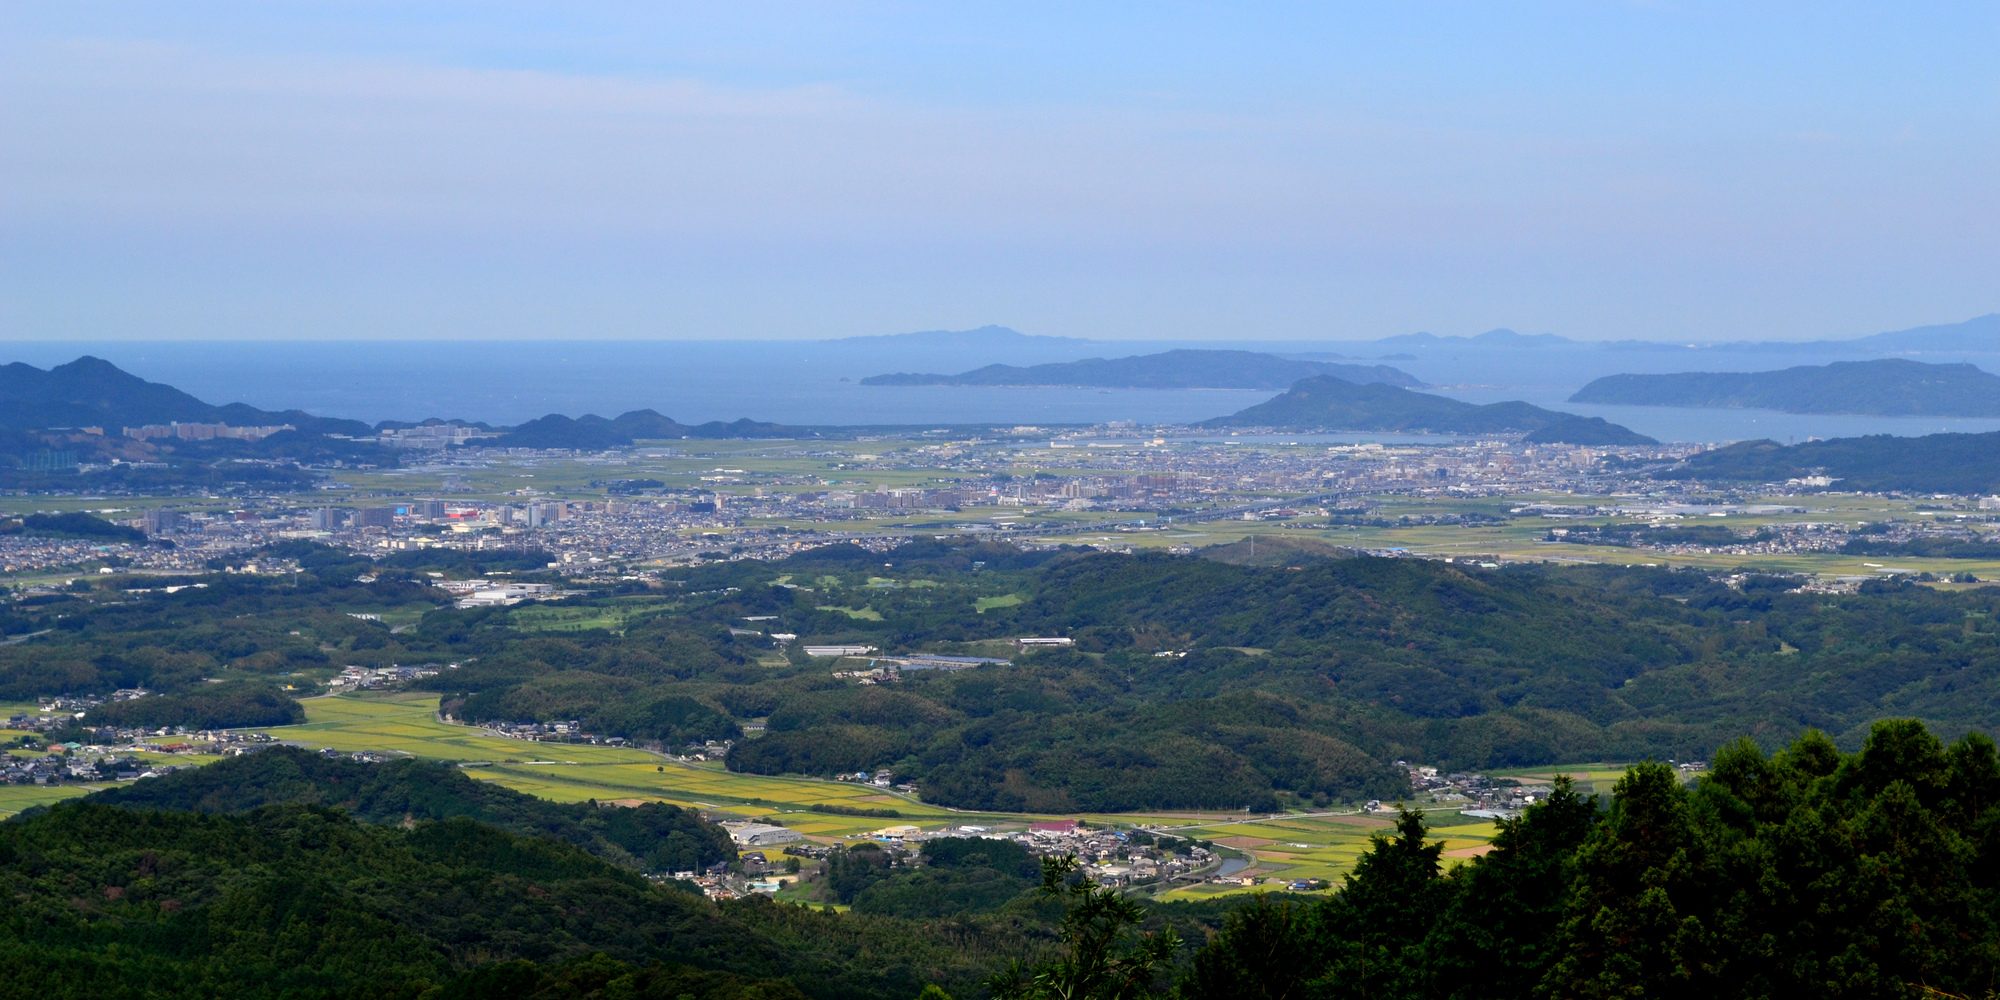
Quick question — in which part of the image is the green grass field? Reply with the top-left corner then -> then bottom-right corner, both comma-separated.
1151,811 -> 1503,899
974,593 -> 1025,612
254,694 -> 965,828
814,605 -> 883,620
1486,763 -> 1639,798
0,783 -> 98,818
505,598 -> 681,634
0,690 -> 1615,890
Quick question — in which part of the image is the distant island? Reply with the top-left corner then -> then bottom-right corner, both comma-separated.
1201,375 -> 1657,444
490,411 -> 800,449
1570,359 -> 2000,415
1661,430 -> 2000,493
862,349 -> 1421,389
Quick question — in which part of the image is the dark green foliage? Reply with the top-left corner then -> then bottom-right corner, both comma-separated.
1419,776 -> 1599,999
923,836 -> 1042,879
376,546 -> 558,574
1521,414 -> 1658,446
840,838 -> 1046,919
852,865 -> 1039,919
1555,522 -> 1775,548
821,843 -> 895,904
806,802 -> 902,818
21,539 -> 2000,816
1841,536 -> 2000,559
386,542 -> 2000,810
86,683 -> 305,729
1305,809 -> 1448,998
990,856 -> 1181,1000
0,564 -> 431,704
1178,896 -> 1319,1000
1174,722 -> 2000,1000
461,681 -> 744,746
0,802 -> 999,999
2,511 -> 147,542
87,747 -> 736,873
1547,762 -> 1709,997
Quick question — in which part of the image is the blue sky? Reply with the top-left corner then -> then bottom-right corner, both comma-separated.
2,2 -> 1994,341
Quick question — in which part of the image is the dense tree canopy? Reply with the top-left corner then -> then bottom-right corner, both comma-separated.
14,541 -> 2000,813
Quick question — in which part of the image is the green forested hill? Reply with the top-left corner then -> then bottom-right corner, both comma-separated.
22,540 -> 2000,814
1662,430 -> 2000,493
716,551 -> 2000,809
0,801 -> 1016,999
9,721 -> 1998,999
89,747 -> 736,874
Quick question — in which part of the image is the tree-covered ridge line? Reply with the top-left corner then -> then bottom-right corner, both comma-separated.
0,511 -> 148,542
0,746 -> 1237,999
15,539 -> 2000,814
1662,430 -> 2000,493
86,746 -> 736,874
1167,719 -> 2000,1000
4,720 -> 1996,998
0,800 -> 1029,999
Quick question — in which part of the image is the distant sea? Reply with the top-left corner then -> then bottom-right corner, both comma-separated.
9,339 -> 2000,446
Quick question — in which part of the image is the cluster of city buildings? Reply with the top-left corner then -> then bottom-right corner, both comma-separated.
324,663 -> 447,693
2,704 -> 283,787
9,427 -> 2000,595
121,421 -> 293,443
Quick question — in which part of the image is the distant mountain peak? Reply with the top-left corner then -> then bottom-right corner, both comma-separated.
860,349 -> 1422,390
52,355 -> 126,372
1204,374 -> 1655,444
0,354 -> 361,436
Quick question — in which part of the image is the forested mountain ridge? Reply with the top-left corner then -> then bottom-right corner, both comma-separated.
7,719 -> 1997,998
88,747 -> 736,874
1662,430 -> 2000,493
0,800 -> 1027,999
1572,358 -> 2000,415
19,539 -> 2000,814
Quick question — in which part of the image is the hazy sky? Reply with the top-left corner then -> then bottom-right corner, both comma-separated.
3,3 -> 1995,342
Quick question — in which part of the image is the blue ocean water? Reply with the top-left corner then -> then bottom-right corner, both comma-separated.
0,340 -> 1279,429
6,339 -> 2000,446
